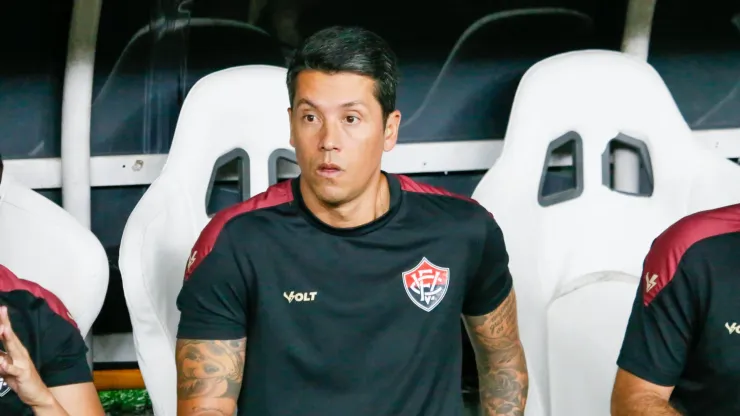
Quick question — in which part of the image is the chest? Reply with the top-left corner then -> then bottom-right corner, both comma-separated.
246,230 -> 478,327
694,267 -> 740,377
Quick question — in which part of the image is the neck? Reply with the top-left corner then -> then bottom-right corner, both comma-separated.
301,171 -> 390,229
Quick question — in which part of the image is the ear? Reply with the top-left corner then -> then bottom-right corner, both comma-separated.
383,110 -> 401,152
287,107 -> 295,148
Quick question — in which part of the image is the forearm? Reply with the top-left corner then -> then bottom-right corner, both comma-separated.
477,346 -> 528,416
613,394 -> 681,416
178,399 -> 236,416
32,394 -> 70,416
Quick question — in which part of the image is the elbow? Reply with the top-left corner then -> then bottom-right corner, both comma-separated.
611,383 -> 636,416
610,392 -> 622,416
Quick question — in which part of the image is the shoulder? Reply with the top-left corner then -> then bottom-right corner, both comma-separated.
395,174 -> 493,220
0,265 -> 78,330
642,203 -> 740,305
185,180 -> 295,278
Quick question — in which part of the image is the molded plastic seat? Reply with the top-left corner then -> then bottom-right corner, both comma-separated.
118,65 -> 292,416
472,50 -> 740,415
547,271 -> 638,416
0,174 -> 108,337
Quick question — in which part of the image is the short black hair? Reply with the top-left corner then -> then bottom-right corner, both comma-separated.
286,26 -> 399,121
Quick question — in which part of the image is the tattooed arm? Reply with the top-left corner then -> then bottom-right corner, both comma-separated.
464,290 -> 528,416
176,338 -> 246,416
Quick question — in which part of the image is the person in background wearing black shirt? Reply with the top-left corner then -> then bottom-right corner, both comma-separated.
612,203 -> 740,415
175,26 -> 528,416
0,265 -> 105,415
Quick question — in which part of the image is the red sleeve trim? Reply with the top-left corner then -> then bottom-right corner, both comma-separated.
184,180 -> 294,280
395,174 -> 493,218
642,203 -> 740,306
0,265 -> 78,329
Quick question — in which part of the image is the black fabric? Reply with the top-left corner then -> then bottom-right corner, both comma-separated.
177,173 -> 512,415
0,271 -> 91,414
618,231 -> 740,415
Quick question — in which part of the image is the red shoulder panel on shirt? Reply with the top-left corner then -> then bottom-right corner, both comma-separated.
184,180 -> 294,280
642,203 -> 740,306
0,264 -> 78,329
395,174 -> 493,218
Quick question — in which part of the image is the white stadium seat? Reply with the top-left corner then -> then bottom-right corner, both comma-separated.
472,50 -> 740,415
119,65 -> 292,415
0,173 -> 109,337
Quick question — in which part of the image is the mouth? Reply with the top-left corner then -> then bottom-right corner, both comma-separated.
316,163 -> 342,178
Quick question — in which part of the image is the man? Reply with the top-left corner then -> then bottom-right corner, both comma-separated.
612,203 -> 740,415
0,264 -> 105,415
176,26 -> 528,415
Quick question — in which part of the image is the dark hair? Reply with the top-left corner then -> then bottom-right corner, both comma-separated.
286,26 -> 399,121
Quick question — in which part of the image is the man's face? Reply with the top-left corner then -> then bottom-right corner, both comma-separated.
289,70 -> 400,206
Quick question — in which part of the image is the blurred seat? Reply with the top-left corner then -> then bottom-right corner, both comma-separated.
0,173 -> 108,337
0,1 -> 72,160
88,6 -> 286,344
472,49 -> 740,415
118,65 -> 291,416
649,0 -> 740,130
92,18 -> 285,155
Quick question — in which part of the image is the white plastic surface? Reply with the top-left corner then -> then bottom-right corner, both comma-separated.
0,174 -> 108,337
472,50 -> 740,415
118,65 -> 291,416
547,272 -> 638,416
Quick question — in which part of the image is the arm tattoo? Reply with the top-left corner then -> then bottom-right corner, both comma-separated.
465,292 -> 528,416
189,406 -> 231,416
176,338 -> 247,402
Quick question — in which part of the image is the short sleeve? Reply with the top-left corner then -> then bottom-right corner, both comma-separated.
462,215 -> 513,316
617,254 -> 700,386
38,306 -> 92,388
176,225 -> 249,340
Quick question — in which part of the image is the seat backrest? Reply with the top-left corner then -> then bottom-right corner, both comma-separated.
547,271 -> 638,416
472,49 -> 740,414
0,174 -> 108,337
118,64 -> 291,416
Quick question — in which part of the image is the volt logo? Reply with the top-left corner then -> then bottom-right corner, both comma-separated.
725,322 -> 740,334
283,291 -> 317,303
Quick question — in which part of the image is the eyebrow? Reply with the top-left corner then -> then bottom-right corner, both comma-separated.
295,98 -> 366,109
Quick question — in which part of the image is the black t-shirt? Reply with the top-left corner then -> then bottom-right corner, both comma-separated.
0,265 -> 92,415
617,203 -> 740,415
177,173 -> 512,415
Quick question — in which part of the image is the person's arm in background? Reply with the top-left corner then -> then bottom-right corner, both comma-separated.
0,300 -> 104,416
462,214 -> 528,415
176,224 -> 249,416
39,302 -> 105,416
611,232 -> 704,416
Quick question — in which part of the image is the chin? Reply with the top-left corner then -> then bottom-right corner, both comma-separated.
315,189 -> 348,206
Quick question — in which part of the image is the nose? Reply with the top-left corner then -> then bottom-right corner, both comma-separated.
318,120 -> 340,151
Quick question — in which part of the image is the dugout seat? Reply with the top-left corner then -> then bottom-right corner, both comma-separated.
0,173 -> 108,337
118,65 -> 293,416
472,50 -> 740,415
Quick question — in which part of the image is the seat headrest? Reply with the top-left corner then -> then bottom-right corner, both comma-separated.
0,174 -> 108,336
162,64 -> 293,198
496,49 -> 706,203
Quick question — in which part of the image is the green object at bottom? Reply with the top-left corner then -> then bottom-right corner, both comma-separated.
99,389 -> 153,415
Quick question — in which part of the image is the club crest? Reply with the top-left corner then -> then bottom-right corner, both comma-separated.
0,348 -> 9,398
402,257 -> 450,312
0,377 -> 9,397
